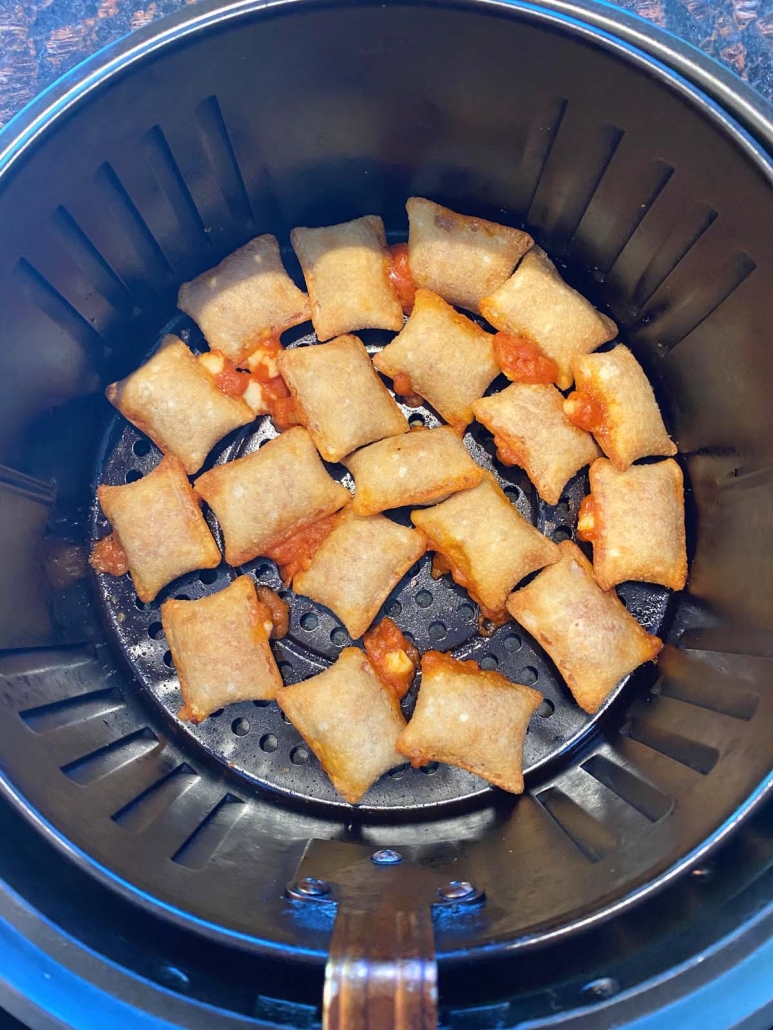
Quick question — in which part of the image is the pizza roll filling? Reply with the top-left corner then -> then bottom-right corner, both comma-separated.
406,197 -> 533,313
344,426 -> 484,515
396,651 -> 542,794
387,243 -> 418,313
564,345 -> 677,470
162,576 -> 282,724
473,384 -> 599,506
264,512 -> 340,587
92,455 -> 221,603
507,541 -> 662,714
193,427 -> 350,566
277,335 -> 408,462
492,332 -> 558,385
363,617 -> 420,700
479,247 -> 616,390
291,215 -> 403,341
277,648 -> 406,804
178,235 -> 310,364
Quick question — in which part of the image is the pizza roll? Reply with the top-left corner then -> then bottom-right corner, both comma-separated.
106,338 -> 253,475
94,455 -> 221,602
276,335 -> 408,462
373,289 -> 499,430
507,541 -> 662,714
578,458 -> 687,591
194,427 -> 350,566
406,197 -> 533,313
479,247 -> 616,390
291,216 -> 403,341
473,384 -> 599,506
293,511 -> 426,639
411,472 -> 560,617
397,652 -> 542,794
277,648 -> 406,804
178,235 -> 310,363
564,345 -> 677,470
162,576 -> 282,723
344,427 -> 484,516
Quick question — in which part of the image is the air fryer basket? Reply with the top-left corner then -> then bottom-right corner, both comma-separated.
1,0 -> 773,1024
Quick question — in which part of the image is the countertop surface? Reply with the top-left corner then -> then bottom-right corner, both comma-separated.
0,0 -> 772,129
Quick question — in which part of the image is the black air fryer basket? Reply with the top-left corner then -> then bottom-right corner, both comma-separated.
1,1 -> 773,1027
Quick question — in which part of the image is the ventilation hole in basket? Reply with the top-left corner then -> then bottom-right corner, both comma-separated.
132,438 -> 151,457
134,596 -> 148,611
279,591 -> 293,603
477,425 -> 494,444
253,699 -> 271,708
290,745 -> 309,765
210,708 -> 224,718
504,633 -> 522,652
537,699 -> 555,718
280,710 -> 292,725
174,594 -> 190,601
403,630 -> 415,644
147,621 -> 164,641
408,414 -> 425,428
199,569 -> 218,585
520,666 -> 539,685
408,562 -> 422,577
260,733 -> 278,753
505,487 -> 520,503
125,469 -> 143,483
560,494 -> 574,509
389,764 -> 408,779
458,603 -> 474,620
278,662 -> 294,683
163,650 -> 174,668
331,627 -> 348,646
386,600 -> 402,618
619,595 -> 629,608
416,589 -> 433,608
428,621 -> 446,641
232,717 -> 250,736
420,762 -> 439,775
554,502 -> 571,520
256,563 -> 274,579
480,654 -> 498,670
554,525 -> 572,543
301,612 -> 318,631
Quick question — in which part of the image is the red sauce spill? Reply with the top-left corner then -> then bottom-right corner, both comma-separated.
255,585 -> 289,639
265,514 -> 339,586
364,617 -> 419,700
387,243 -> 417,314
493,332 -> 558,385
564,391 -> 604,433
576,495 -> 597,543
391,371 -> 424,408
248,336 -> 283,383
90,533 -> 129,577
214,358 -> 250,397
492,434 -> 522,468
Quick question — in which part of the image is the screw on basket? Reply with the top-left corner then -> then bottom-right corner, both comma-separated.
436,880 -> 484,904
287,876 -> 333,901
371,848 -> 403,866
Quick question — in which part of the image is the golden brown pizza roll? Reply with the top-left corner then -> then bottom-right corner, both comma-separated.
277,647 -> 406,804
473,384 -> 599,506
178,235 -> 310,364
293,511 -> 426,639
397,652 -> 542,794
291,215 -> 403,341
479,247 -> 616,390
372,289 -> 499,430
276,335 -> 408,462
411,472 -> 560,617
344,427 -> 484,516
193,427 -> 350,566
162,576 -> 282,723
507,541 -> 662,714
406,197 -> 533,313
578,458 -> 687,591
564,345 -> 677,470
93,455 -> 221,603
106,338 -> 253,475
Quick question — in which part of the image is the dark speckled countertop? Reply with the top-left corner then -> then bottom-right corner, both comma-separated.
0,0 -> 771,127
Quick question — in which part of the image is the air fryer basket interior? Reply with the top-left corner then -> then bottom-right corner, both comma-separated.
1,0 -> 773,967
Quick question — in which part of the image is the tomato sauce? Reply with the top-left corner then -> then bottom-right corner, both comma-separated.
90,533 -> 129,577
576,495 -> 597,543
564,391 -> 604,434
387,243 -> 417,314
493,332 -> 558,385
391,371 -> 424,408
255,585 -> 289,639
492,434 -> 522,469
364,617 -> 419,700
265,514 -> 339,586
214,359 -> 251,397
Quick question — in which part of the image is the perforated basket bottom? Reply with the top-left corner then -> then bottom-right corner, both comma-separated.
91,317 -> 672,813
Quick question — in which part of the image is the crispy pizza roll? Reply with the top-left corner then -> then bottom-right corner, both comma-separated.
276,335 -> 408,462
93,455 -> 221,603
106,338 -> 253,475
372,289 -> 499,430
293,511 -> 426,639
178,235 -> 310,363
473,384 -> 599,506
479,247 -> 616,390
278,648 -> 406,803
578,458 -> 687,591
344,427 -> 484,515
507,541 -> 662,714
291,215 -> 403,341
162,576 -> 282,723
397,652 -> 542,794
411,472 -> 560,617
194,427 -> 350,566
564,345 -> 677,470
406,197 -> 533,313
